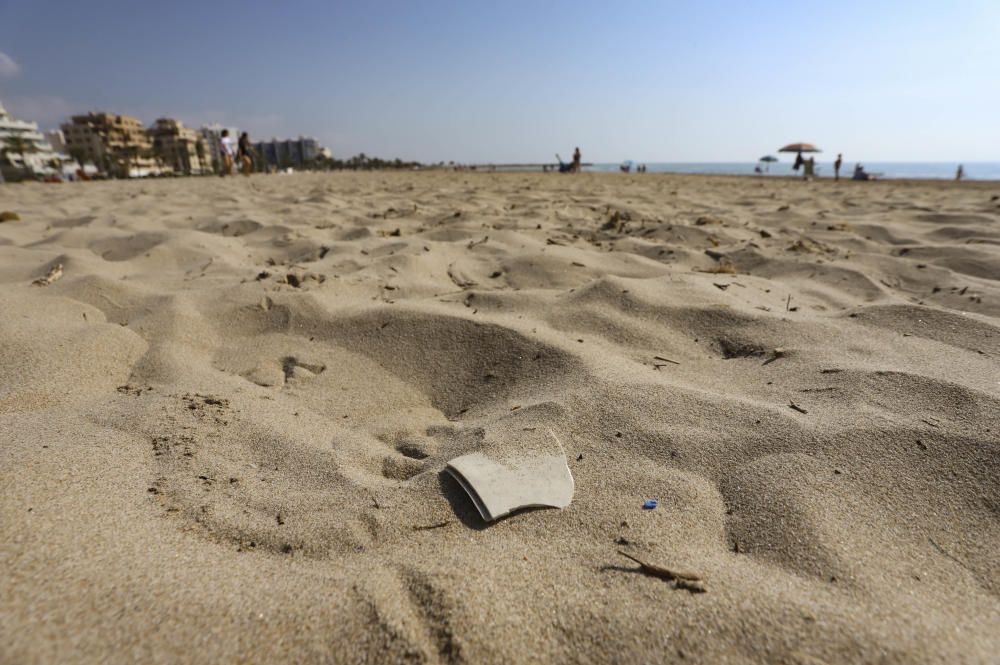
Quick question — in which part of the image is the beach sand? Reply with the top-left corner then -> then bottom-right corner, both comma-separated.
2,171 -> 999,664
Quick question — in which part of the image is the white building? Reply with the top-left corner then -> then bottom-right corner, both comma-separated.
45,129 -> 67,153
0,99 -> 62,179
200,124 -> 239,173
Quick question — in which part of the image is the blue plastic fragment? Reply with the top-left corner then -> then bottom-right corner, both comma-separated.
642,499 -> 658,510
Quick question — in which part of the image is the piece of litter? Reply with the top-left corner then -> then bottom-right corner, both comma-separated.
643,499 -> 658,510
32,263 -> 63,287
445,430 -> 574,522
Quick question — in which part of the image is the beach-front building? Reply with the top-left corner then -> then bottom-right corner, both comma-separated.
199,124 -> 239,173
0,99 -> 62,181
61,112 -> 163,178
150,118 -> 208,175
253,136 -> 321,170
44,129 -> 68,154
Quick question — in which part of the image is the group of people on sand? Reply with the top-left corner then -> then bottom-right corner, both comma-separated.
218,130 -> 256,176
791,151 -> 876,181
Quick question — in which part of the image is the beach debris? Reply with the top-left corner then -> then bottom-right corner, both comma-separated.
32,263 -> 63,286
643,499 -> 658,510
762,348 -> 786,366
759,229 -> 772,238
928,537 -> 975,574
281,272 -> 324,288
786,237 -> 830,254
695,215 -> 723,226
601,210 -> 631,230
653,355 -> 680,365
446,263 -> 477,288
445,429 -> 574,522
412,520 -> 451,531
704,249 -> 725,260
713,282 -> 729,291
788,401 -> 808,414
617,551 -> 706,593
700,261 -> 736,274
0,211 -> 20,222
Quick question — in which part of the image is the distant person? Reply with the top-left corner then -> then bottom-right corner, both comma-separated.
852,163 -> 872,181
238,132 -> 255,175
956,164 -> 964,181
219,129 -> 235,176
754,165 -> 763,174
834,153 -> 843,180
793,151 -> 804,171
572,147 -> 582,173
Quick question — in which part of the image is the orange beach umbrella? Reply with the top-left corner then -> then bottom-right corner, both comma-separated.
778,143 -> 821,153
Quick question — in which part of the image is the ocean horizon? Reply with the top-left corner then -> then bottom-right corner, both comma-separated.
586,161 -> 1000,181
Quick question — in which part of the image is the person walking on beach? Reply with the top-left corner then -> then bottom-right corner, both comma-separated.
572,147 -> 582,173
237,132 -> 255,175
834,153 -> 843,180
956,164 -> 964,181
219,129 -> 235,176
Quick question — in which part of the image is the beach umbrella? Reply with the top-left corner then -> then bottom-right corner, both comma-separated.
778,143 -> 821,153
759,155 -> 778,163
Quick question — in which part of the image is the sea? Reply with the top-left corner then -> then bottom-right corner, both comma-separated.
587,162 -> 1000,181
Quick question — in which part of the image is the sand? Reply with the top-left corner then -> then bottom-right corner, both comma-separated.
1,171 -> 999,664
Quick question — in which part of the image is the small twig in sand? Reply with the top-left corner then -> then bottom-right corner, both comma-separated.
788,402 -> 808,414
412,521 -> 451,531
32,263 -> 63,287
929,537 -> 975,574
617,551 -> 706,593
785,294 -> 792,311
653,356 -> 680,365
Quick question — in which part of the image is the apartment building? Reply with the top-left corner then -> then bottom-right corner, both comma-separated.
150,118 -> 208,175
61,111 -> 162,177
252,136 -> 320,170
0,99 -> 61,180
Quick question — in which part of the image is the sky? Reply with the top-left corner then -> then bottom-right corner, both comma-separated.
1,0 -> 998,163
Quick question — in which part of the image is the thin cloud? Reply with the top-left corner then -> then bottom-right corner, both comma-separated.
0,51 -> 21,78
5,95 -> 76,127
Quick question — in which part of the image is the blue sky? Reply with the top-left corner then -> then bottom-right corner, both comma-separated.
1,0 -> 998,163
